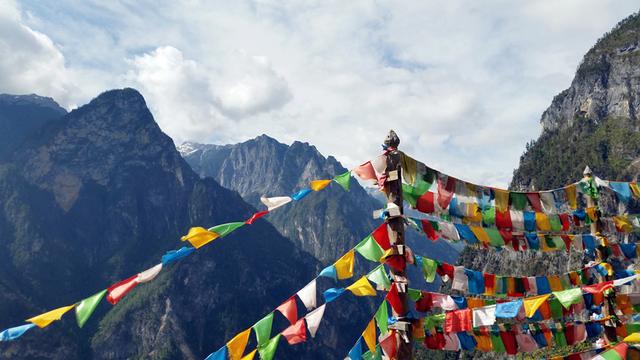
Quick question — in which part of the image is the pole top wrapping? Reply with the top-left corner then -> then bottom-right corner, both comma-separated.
384,130 -> 400,148
583,166 -> 592,176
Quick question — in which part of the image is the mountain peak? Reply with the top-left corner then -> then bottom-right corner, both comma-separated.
0,93 -> 66,114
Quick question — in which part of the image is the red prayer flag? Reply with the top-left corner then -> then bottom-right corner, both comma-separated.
371,223 -> 391,250
353,161 -> 377,181
444,309 -> 471,333
246,210 -> 269,224
437,263 -> 454,279
423,332 -> 445,350
379,331 -> 398,358
499,230 -> 513,248
561,235 -> 572,251
420,219 -> 438,241
495,210 -> 512,229
526,193 -> 542,212
437,176 -> 456,209
582,281 -> 614,294
500,330 -> 518,355
386,283 -> 403,314
415,291 -> 433,312
385,255 -> 406,272
276,297 -> 298,325
559,214 -> 571,231
106,275 -> 139,305
416,191 -> 435,213
281,318 -> 307,345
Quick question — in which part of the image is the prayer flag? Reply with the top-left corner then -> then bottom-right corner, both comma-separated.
493,189 -> 509,212
610,182 -> 632,204
323,288 -> 345,302
421,257 -> 437,283
416,191 -> 435,213
624,332 -> 640,343
75,289 -> 107,328
335,250 -> 355,280
375,301 -> 389,335
472,305 -> 496,327
181,227 -> 219,248
592,343 -> 628,360
371,224 -> 390,250
0,324 -> 35,341
510,193 -> 527,210
445,309 -> 471,333
252,313 -> 274,346
281,319 -> 306,345
161,246 -> 195,265
260,196 -> 291,211
363,319 -> 377,354
349,339 -> 363,360
355,236 -> 384,262
257,334 -> 281,360
367,265 -> 390,291
353,162 -> 377,182
526,193 -> 542,212
319,265 -> 337,280
310,179 -> 332,191
346,276 -> 377,297
246,210 -> 269,224
137,264 -> 162,283
241,349 -> 257,360
205,347 -> 228,360
333,171 -> 351,191
27,304 -> 76,328
106,275 -> 139,305
495,300 -> 522,318
305,304 -> 326,338
227,328 -> 251,360
524,294 -> 550,318
276,297 -> 297,325
437,175 -> 456,209
386,283 -> 403,314
379,332 -> 397,359
296,280 -> 317,311
552,288 -> 583,309
209,222 -> 245,237
291,189 -> 312,200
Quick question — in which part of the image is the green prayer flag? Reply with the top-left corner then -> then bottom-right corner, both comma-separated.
421,258 -> 437,283
553,236 -> 564,250
486,228 -> 505,247
258,334 -> 281,360
367,265 -> 390,291
75,289 -> 107,328
374,301 -> 389,335
362,346 -> 383,360
253,312 -> 274,346
549,215 -> 562,231
490,333 -> 506,353
333,171 -> 351,191
579,178 -> 599,199
626,323 -> 640,334
552,288 -> 582,309
510,193 -> 527,210
423,314 -> 445,330
554,328 -> 567,347
356,236 -> 384,262
482,207 -> 496,226
209,222 -> 245,237
402,184 -> 419,207
408,288 -> 422,302
549,298 -> 564,319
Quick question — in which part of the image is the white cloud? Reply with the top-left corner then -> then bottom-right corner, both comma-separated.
11,0 -> 640,186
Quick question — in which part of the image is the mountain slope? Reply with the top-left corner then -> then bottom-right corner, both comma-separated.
179,137 -> 459,266
0,94 -> 67,158
0,89 -> 367,359
512,12 -> 640,190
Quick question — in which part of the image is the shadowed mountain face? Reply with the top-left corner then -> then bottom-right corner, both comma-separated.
179,137 -> 459,267
0,89 -> 375,359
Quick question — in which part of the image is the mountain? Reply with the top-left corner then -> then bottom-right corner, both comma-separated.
511,12 -> 640,190
0,89 -> 371,359
179,138 -> 459,266
0,94 -> 67,158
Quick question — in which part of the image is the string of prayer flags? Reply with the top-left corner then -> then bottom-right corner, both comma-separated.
305,304 -> 326,338
257,334 -> 281,360
26,304 -> 76,328
75,289 -> 107,328
0,323 -> 35,341
227,328 -> 251,360
106,275 -> 139,305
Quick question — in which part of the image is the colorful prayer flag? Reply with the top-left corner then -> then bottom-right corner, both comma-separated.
305,304 -> 326,338
0,324 -> 35,341
310,179 -> 332,191
335,250 -> 355,280
75,289 -> 107,328
106,275 -> 139,305
333,171 -> 351,191
281,318 -> 306,345
181,227 -> 219,248
260,196 -> 292,211
296,279 -> 317,311
257,334 -> 281,360
252,313 -> 274,346
27,304 -> 76,328
275,297 -> 297,325
137,264 -> 163,283
227,328 -> 251,360
346,276 -> 377,297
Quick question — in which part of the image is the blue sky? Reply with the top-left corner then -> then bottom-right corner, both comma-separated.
2,1 -> 639,187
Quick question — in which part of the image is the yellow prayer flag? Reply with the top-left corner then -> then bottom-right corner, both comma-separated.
548,276 -> 563,292
524,294 -> 551,318
565,185 -> 577,209
335,250 -> 355,280
363,319 -> 377,354
624,333 -> 640,343
614,216 -> 633,233
535,212 -> 551,231
310,180 -> 332,191
27,304 -> 76,328
227,328 -> 251,360
181,227 -> 219,249
240,349 -> 257,360
493,189 -> 510,213
586,207 -> 598,222
469,226 -> 490,246
346,276 -> 377,297
631,183 -> 640,198
400,153 -> 418,185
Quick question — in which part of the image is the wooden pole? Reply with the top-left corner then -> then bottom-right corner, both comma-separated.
382,130 -> 412,359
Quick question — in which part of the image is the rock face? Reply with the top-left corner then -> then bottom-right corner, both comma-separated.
0,89 -> 368,359
179,138 -> 459,266
512,12 -> 640,190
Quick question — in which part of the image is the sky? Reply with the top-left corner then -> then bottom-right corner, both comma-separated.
2,1 -> 639,187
